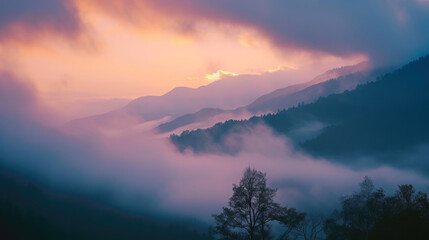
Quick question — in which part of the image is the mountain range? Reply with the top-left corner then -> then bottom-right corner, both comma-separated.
157,62 -> 371,133
171,55 -> 429,170
68,63 -> 369,130
68,71 -> 299,128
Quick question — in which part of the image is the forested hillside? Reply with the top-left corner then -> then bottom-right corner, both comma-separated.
171,55 -> 429,159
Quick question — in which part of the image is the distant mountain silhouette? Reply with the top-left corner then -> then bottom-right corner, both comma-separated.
158,108 -> 226,133
171,55 -> 429,162
158,62 -> 371,132
244,62 -> 371,114
68,71 -> 309,128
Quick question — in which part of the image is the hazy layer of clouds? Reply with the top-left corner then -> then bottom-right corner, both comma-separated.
89,0 -> 429,65
1,0 -> 428,65
2,74 -> 429,222
168,0 -> 429,64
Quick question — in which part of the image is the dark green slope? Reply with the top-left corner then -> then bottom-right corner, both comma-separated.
171,55 -> 429,158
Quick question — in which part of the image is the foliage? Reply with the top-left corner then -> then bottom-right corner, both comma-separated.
324,177 -> 429,240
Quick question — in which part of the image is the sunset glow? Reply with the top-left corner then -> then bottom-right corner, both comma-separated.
0,0 -> 368,119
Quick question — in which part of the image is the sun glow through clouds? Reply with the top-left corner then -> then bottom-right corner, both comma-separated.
205,70 -> 239,81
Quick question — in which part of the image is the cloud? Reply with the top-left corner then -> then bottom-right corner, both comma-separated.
1,0 -> 428,65
90,0 -> 429,65
0,0 -> 81,41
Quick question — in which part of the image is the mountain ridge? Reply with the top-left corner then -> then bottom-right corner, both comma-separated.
68,71 -> 308,128
170,55 -> 429,166
157,62 -> 371,132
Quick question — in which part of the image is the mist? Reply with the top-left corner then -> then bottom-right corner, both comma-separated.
2,73 -> 429,225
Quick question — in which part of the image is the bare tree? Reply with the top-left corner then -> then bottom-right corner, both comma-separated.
213,167 -> 280,240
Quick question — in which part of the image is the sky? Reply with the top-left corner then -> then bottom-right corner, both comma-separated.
1,0 -> 428,120
0,0 -> 396,119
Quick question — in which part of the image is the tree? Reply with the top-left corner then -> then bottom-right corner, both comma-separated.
395,184 -> 415,209
276,207 -> 306,240
370,184 -> 429,240
324,178 -> 429,240
213,168 -> 281,240
324,176 -> 385,240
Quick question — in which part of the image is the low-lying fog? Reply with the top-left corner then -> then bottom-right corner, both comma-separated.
1,73 -> 428,223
